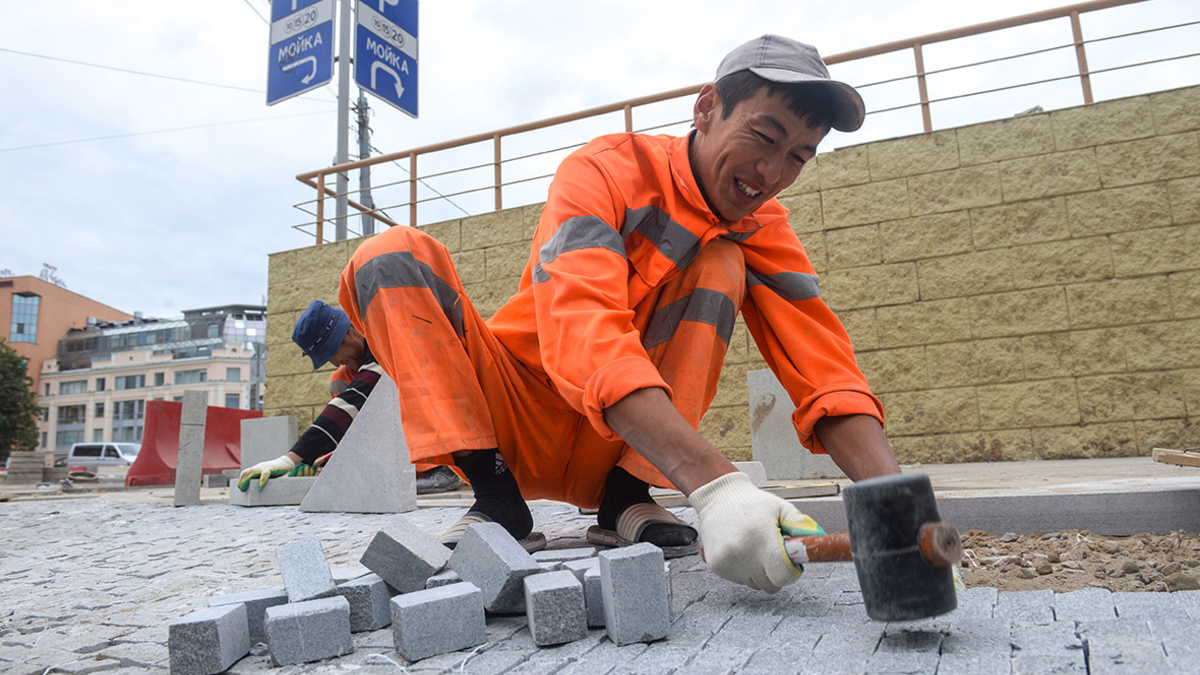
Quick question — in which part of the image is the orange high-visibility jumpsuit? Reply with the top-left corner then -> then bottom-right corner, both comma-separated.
339,132 -> 883,509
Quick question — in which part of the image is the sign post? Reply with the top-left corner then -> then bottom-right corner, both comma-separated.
267,0 -> 336,106
354,0 -> 419,117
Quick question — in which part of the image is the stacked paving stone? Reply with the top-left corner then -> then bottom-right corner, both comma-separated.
167,516 -> 672,671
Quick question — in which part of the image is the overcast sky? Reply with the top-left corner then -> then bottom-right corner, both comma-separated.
1,0 -> 1195,318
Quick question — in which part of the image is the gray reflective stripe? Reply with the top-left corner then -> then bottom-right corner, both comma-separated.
355,251 -> 465,337
622,205 -> 701,271
533,216 -> 626,284
641,288 -> 737,350
720,230 -> 757,242
746,267 -> 821,302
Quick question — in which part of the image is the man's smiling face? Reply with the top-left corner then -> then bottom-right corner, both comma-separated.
689,84 -> 828,223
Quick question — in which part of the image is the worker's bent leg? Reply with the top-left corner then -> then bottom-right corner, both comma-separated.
338,226 -> 542,537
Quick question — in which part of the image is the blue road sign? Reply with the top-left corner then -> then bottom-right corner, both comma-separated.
267,0 -> 336,106
355,0 -> 419,117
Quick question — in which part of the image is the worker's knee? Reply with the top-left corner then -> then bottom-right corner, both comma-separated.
680,238 -> 746,299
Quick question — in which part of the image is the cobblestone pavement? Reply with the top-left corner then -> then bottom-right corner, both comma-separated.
2,492 -> 1199,674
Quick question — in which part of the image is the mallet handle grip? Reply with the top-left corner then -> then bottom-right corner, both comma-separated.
783,522 -> 962,567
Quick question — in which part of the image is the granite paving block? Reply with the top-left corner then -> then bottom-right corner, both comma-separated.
1086,635 -> 1170,674
227,476 -> 316,507
240,416 -> 298,469
1011,654 -> 1087,675
359,516 -> 451,593
330,565 -> 370,585
276,536 -> 336,602
264,595 -> 353,666
426,568 -> 461,589
203,473 -> 231,488
448,522 -> 542,613
583,565 -> 605,628
939,618 -> 1012,655
1174,589 -> 1200,620
169,603 -> 250,675
174,390 -> 208,507
599,543 -> 669,645
208,588 -> 288,644
1054,587 -> 1116,622
995,589 -> 1055,625
951,586 -> 998,619
1077,618 -> 1153,640
876,626 -> 944,653
1112,590 -> 1181,619
934,653 -> 1013,675
524,570 -> 587,647
1150,617 -> 1200,672
1011,620 -> 1083,656
748,369 -> 845,479
732,461 -> 768,487
391,582 -> 486,661
531,547 -> 597,565
336,573 -> 392,632
811,625 -> 885,656
300,375 -> 418,514
864,651 -> 940,674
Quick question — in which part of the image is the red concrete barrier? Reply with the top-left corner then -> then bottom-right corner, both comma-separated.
125,400 -> 263,487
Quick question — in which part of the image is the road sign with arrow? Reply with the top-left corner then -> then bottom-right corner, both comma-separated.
354,0 -> 418,117
267,0 -> 336,105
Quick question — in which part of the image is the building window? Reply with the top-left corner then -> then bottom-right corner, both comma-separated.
41,407 -> 49,422
44,383 -> 50,396
96,378 -> 106,392
9,293 -> 39,343
175,369 -> 207,385
59,380 -> 87,395
172,396 -> 184,402
41,432 -> 47,448
226,367 -> 241,382
92,429 -> 103,442
115,374 -> 146,390
56,404 -> 86,425
95,402 -> 105,418
225,393 -> 240,408
55,429 -> 84,449
112,400 -> 145,421
154,372 -> 165,387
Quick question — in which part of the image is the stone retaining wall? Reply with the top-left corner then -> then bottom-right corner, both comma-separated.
266,84 -> 1200,464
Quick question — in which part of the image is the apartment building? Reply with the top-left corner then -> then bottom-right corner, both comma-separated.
37,304 -> 267,452
2,275 -> 132,396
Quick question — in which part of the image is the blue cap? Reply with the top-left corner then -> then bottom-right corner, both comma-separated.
292,301 -> 352,369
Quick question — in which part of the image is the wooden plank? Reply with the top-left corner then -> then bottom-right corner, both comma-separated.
653,482 -> 841,508
1152,447 -> 1200,468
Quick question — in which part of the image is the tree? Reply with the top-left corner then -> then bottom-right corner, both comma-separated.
0,339 -> 40,463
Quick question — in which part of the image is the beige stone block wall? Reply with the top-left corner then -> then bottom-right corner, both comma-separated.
266,84 -> 1200,464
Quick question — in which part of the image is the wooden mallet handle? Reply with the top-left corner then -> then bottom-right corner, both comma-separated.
784,521 -> 962,567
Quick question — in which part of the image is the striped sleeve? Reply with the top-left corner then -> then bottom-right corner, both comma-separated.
288,350 -> 384,464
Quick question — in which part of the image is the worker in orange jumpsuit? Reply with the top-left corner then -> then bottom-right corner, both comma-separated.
338,35 -> 902,593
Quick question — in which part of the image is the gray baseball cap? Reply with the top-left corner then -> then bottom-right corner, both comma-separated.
715,35 -> 866,132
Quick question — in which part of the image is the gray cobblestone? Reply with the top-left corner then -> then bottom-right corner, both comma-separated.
1053,587 -> 1116,622
995,589 -> 1056,625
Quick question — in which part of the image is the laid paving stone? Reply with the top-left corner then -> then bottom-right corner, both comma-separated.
995,589 -> 1055,625
336,573 -> 393,632
950,586 -> 998,619
934,653 -> 1013,675
1150,617 -> 1200,672
1086,635 -> 1170,674
811,624 -> 885,657
1011,653 -> 1087,674
264,595 -> 353,666
523,571 -> 587,647
1054,587 -> 1116,622
599,543 -> 670,646
207,588 -> 288,644
276,536 -> 336,602
1010,620 -> 1083,656
391,582 -> 486,661
1174,589 -> 1200,621
449,522 -> 542,613
1112,590 -> 1182,619
939,617 -> 1012,655
168,603 -> 250,675
360,516 -> 452,594
1077,618 -> 1153,640
228,477 -> 316,507
864,651 -> 940,674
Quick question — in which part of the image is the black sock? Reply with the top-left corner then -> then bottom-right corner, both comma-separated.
597,466 -> 695,547
454,449 -> 532,540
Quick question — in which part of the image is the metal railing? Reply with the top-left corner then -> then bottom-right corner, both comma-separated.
294,0 -> 1198,243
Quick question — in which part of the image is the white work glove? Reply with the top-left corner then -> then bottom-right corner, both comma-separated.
689,471 -> 825,593
237,455 -> 296,492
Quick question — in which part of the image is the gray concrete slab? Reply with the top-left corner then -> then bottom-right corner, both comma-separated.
238,416 -> 298,470
748,369 -> 845,479
3,494 -> 1199,674
174,390 -> 208,507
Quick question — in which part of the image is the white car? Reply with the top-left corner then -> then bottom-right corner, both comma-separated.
66,443 -> 141,472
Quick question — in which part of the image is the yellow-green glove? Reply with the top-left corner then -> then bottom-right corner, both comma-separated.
237,455 -> 296,492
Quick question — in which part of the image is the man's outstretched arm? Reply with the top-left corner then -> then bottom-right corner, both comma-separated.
814,414 -> 901,481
